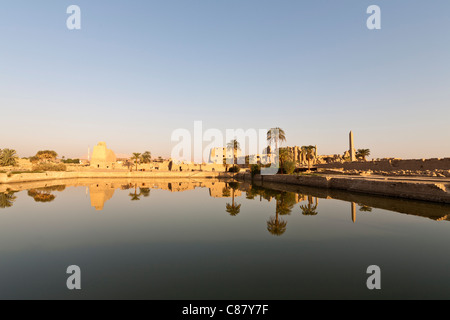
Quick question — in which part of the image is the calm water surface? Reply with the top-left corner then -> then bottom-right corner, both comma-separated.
0,179 -> 449,299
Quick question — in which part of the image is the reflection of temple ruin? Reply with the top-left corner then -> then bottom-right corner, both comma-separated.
209,183 -> 242,198
87,180 -> 238,210
4,178 -> 450,223
89,183 -> 116,210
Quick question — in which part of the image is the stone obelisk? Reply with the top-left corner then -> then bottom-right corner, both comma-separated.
349,131 -> 356,162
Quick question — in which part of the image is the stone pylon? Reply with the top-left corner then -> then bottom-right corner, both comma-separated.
349,131 -> 356,161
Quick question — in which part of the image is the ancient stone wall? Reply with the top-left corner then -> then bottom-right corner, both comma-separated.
316,158 -> 450,172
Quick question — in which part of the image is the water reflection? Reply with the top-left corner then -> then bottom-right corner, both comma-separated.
2,178 -> 450,300
1,178 -> 450,228
358,204 -> 373,212
0,191 -> 17,209
27,185 -> 65,203
267,211 -> 287,236
225,182 -> 241,216
300,196 -> 319,216
127,183 -> 152,201
90,183 -> 115,210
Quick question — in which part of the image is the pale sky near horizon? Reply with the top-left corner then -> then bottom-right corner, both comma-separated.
1,0 -> 449,160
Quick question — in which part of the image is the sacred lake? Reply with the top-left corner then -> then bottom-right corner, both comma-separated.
0,178 -> 449,299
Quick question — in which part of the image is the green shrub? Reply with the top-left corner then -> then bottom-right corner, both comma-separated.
283,161 -> 296,175
32,163 -> 67,172
29,156 -> 39,164
62,158 -> 80,164
250,164 -> 261,177
228,166 -> 241,173
0,149 -> 18,166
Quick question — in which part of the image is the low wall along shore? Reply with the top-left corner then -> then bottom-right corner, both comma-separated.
317,157 -> 450,172
0,171 -> 232,184
2,170 -> 450,204
236,172 -> 450,204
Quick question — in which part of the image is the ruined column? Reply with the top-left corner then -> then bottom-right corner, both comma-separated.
349,131 -> 356,162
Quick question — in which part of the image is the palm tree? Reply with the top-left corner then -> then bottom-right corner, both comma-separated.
0,149 -> 18,166
0,191 -> 17,209
267,128 -> 286,169
132,153 -> 141,171
141,151 -> 152,164
302,146 -> 316,172
226,139 -> 241,169
356,149 -> 371,161
278,148 -> 292,174
267,128 -> 286,150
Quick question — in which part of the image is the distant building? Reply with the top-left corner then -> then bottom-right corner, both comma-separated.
209,147 -> 242,164
90,142 -> 117,169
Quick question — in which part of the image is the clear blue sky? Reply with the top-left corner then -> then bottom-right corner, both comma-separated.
1,0 -> 449,159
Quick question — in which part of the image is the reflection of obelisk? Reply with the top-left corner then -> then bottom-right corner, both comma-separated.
351,202 -> 356,223
349,131 -> 356,162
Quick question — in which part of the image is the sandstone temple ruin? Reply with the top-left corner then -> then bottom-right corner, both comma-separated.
90,142 -> 117,169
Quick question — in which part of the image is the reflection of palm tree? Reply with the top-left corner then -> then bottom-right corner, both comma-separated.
246,185 -> 256,199
129,183 -> 141,201
0,191 -> 17,208
226,203 -> 241,216
222,185 -> 231,197
275,192 -> 296,216
300,195 -> 318,216
267,192 -> 294,236
140,188 -> 151,197
225,182 -> 241,216
267,211 -> 287,236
